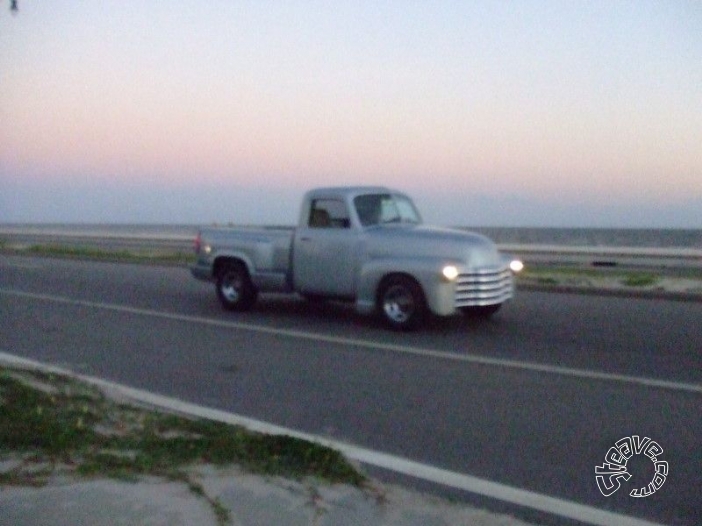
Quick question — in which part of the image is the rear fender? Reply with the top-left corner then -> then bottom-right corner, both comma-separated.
213,252 -> 255,279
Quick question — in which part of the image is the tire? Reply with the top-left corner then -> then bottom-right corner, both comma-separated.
377,275 -> 427,331
215,261 -> 257,311
461,304 -> 501,318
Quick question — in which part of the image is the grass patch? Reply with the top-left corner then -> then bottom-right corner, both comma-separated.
620,273 -> 659,287
4,243 -> 195,266
521,266 -> 612,279
521,265 -> 702,281
0,366 -> 364,524
532,276 -> 559,285
521,267 -> 664,288
521,266 -> 664,284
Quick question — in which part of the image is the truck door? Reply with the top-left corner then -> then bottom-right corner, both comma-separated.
293,198 -> 359,297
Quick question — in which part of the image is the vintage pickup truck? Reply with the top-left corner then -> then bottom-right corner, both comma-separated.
191,186 -> 521,330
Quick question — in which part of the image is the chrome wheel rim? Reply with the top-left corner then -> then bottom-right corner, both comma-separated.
220,273 -> 242,303
382,285 -> 414,323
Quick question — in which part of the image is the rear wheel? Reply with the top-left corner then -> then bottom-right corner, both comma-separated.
378,275 -> 426,331
215,261 -> 257,311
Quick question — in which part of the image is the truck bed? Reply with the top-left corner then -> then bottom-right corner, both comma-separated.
192,226 -> 295,291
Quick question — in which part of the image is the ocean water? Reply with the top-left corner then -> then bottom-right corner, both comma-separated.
1,223 -> 701,249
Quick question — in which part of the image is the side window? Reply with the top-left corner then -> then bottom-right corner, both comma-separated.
308,199 -> 350,229
354,194 -> 382,226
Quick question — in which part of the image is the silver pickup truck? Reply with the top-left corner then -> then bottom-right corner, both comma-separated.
191,186 -> 520,330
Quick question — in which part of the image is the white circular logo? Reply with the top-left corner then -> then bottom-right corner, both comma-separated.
595,435 -> 668,497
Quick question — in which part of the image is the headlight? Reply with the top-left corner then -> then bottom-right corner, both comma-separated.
510,259 -> 524,273
442,265 -> 459,281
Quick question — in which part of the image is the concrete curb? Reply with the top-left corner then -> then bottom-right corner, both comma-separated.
0,352 -> 543,526
0,352 -> 669,526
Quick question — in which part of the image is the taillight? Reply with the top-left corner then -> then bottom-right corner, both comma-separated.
194,233 -> 202,254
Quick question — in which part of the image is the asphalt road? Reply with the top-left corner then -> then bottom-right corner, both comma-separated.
1,255 -> 700,525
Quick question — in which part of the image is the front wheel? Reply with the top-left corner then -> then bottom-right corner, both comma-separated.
377,276 -> 427,331
215,262 -> 257,311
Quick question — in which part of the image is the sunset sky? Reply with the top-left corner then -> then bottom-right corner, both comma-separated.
1,1 -> 700,227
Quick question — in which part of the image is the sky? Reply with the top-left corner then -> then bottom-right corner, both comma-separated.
1,1 -> 700,227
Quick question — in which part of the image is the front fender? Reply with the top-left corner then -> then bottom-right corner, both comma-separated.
355,258 -> 457,317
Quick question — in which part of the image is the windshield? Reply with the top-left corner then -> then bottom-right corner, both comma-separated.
354,194 -> 422,227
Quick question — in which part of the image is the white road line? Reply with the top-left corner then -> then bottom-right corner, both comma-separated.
1,288 -> 701,395
0,350 -> 667,526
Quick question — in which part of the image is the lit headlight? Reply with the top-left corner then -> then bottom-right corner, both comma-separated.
442,265 -> 459,281
510,259 -> 524,273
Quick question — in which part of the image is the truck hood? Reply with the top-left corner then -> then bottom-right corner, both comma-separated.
365,224 -> 503,269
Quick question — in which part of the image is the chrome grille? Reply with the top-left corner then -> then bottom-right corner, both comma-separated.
455,266 -> 513,307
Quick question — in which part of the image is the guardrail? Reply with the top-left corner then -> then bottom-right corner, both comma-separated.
1,230 -> 701,270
